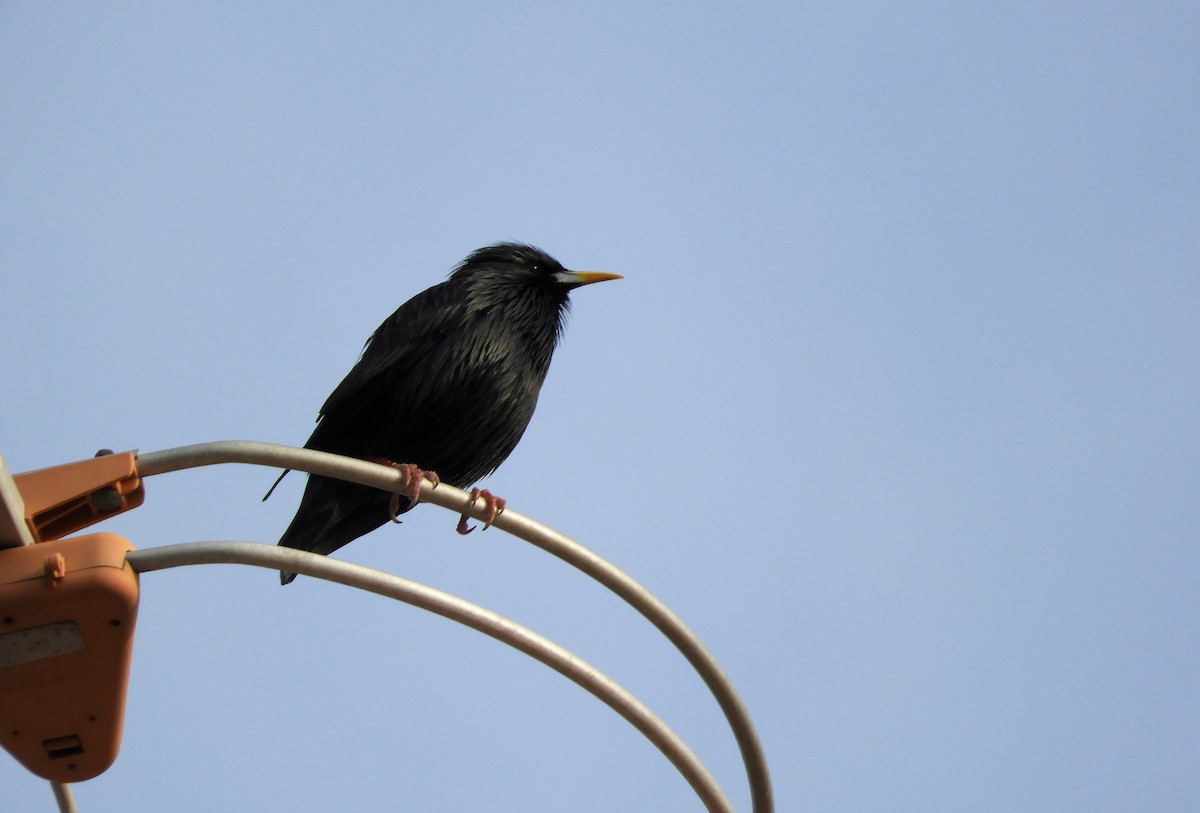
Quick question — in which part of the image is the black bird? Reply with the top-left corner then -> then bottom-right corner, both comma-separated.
274,243 -> 620,584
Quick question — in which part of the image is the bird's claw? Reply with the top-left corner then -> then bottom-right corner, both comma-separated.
380,461 -> 439,522
457,487 -> 506,534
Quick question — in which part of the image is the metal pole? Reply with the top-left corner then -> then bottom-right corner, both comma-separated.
136,440 -> 773,813
127,541 -> 734,813
50,781 -> 76,813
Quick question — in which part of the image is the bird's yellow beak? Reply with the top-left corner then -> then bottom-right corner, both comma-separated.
556,270 -> 623,288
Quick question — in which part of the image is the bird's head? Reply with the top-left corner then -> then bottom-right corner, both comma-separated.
452,243 -> 621,341
452,242 -> 621,290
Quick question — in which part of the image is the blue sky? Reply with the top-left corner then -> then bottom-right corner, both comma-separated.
2,2 -> 1197,811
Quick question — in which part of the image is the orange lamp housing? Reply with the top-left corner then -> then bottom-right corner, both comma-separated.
0,532 -> 139,782
13,451 -> 144,544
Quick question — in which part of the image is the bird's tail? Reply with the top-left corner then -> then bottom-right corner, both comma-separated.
276,519 -> 321,586
273,476 -> 403,586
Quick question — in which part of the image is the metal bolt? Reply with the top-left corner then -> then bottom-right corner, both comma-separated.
88,487 -> 122,513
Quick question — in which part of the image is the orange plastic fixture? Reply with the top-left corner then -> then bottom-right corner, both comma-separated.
0,533 -> 139,782
0,452 -> 144,782
13,451 -> 143,543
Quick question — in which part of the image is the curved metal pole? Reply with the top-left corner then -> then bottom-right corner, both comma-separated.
125,541 -> 733,813
135,441 -> 773,813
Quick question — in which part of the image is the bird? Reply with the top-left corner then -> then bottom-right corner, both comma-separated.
272,242 -> 621,584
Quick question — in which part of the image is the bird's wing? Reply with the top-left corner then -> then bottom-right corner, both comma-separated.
317,278 -> 465,421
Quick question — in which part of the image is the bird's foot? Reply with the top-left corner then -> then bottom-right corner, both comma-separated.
376,460 -> 440,522
457,488 -> 506,534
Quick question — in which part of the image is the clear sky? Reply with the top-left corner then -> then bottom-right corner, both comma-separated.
2,2 -> 1197,811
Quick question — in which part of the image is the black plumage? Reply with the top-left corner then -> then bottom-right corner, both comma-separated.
275,243 -> 620,583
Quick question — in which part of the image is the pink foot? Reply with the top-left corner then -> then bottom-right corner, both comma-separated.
457,487 -> 506,534
375,460 -> 439,522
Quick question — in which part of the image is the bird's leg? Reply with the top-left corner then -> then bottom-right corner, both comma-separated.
457,487 -> 506,534
373,460 -> 439,522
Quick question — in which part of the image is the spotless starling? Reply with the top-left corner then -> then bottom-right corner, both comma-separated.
273,243 -> 620,584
